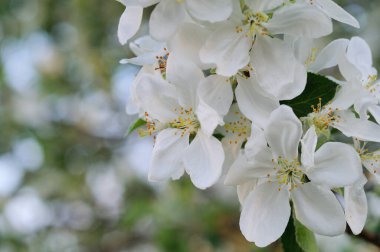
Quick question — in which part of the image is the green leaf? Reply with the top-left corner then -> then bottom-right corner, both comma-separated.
127,118 -> 146,136
281,73 -> 339,118
281,210 -> 318,252
212,133 -> 225,141
294,217 -> 318,252
281,214 -> 303,252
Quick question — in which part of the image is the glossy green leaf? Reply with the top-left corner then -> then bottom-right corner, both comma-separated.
281,73 -> 339,118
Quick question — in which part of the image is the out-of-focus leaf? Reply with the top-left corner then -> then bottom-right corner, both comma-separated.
281,73 -> 339,117
127,118 -> 146,135
213,133 -> 225,141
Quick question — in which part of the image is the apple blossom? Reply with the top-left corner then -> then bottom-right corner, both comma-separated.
130,54 -> 233,189
225,106 -> 362,246
116,0 -> 378,248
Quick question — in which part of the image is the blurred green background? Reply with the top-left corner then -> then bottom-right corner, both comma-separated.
0,0 -> 380,251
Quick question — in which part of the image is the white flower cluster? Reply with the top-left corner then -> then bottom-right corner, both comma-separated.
117,0 -> 380,247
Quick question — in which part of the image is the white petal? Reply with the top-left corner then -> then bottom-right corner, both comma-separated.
369,81 -> 380,100
118,5 -> 143,45
291,183 -> 346,236
237,180 -> 257,204
121,35 -> 166,65
307,142 -> 362,188
340,37 -> 377,82
134,74 -> 179,122
290,36 -> 314,64
265,105 -> 302,160
129,35 -> 164,56
119,0 -> 160,8
369,105 -> 380,125
183,132 -> 224,189
246,0 -> 284,11
309,38 -> 349,73
136,0 -> 160,7
220,104 -> 252,173
354,95 -> 378,120
245,124 -> 267,153
197,75 -> 233,136
301,126 -> 317,168
345,176 -> 367,235
224,147 -> 274,185
251,36 -> 307,100
328,82 -> 360,111
149,129 -> 189,181
198,75 -> 233,120
289,58 -> 308,100
333,110 -> 380,142
317,0 -> 360,28
348,37 -> 377,79
185,0 -> 232,22
240,182 -> 290,247
221,141 -> 243,175
196,99 -> 222,137
168,23 -> 213,69
126,65 -> 158,115
166,52 -> 204,108
362,150 -> 380,182
235,76 -> 279,128
149,0 -> 185,41
200,22 -> 252,77
120,53 -> 158,66
266,4 -> 333,38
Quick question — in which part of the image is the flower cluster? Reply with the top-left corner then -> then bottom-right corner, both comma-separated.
117,0 -> 380,247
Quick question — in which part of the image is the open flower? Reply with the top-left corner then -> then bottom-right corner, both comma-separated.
120,35 -> 167,66
149,0 -> 233,41
303,97 -> 380,142
354,138 -> 380,183
309,37 -> 380,124
200,1 -> 332,99
225,105 -> 362,247
301,0 -> 359,28
132,53 -> 233,189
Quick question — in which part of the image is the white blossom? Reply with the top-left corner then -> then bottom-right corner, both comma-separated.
225,106 -> 362,246
131,54 -> 233,189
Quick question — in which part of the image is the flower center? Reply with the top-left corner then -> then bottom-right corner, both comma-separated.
236,8 -> 270,37
355,141 -> 380,174
223,112 -> 251,145
138,107 -> 199,138
304,99 -> 340,137
361,152 -> 380,174
138,112 -> 162,137
273,157 -> 304,191
305,47 -> 319,67
364,74 -> 380,98
155,48 -> 169,79
169,107 -> 200,137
